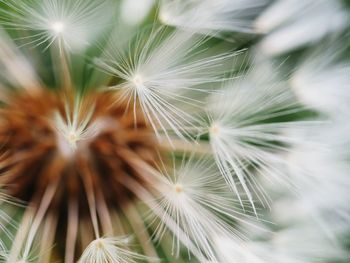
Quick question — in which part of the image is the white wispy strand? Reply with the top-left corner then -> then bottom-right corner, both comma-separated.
159,0 -> 268,38
290,45 -> 350,114
285,124 -> 350,239
212,235 -> 265,263
78,237 -> 148,263
54,99 -> 96,157
1,254 -> 36,263
0,0 -> 114,51
0,188 -> 27,258
96,28 -> 238,142
213,222 -> 347,263
205,63 -> 304,212
0,194 -> 17,255
148,156 -> 258,262
256,0 -> 349,55
0,28 -> 39,92
213,164 -> 349,263
120,0 -> 154,26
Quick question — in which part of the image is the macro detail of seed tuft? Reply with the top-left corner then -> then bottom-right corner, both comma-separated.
0,89 -> 160,219
1,0 -> 348,262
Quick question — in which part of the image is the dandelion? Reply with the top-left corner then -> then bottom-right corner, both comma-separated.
142,156 -> 259,262
0,1 -> 349,263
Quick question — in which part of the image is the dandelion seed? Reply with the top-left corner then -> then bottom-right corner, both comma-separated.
141,156 -> 259,262
0,90 -> 159,262
256,0 -> 348,55
290,45 -> 350,114
0,29 -> 39,91
205,64 -> 306,211
54,99 -> 96,154
0,0 -> 115,51
78,237 -> 149,263
214,228 -> 337,263
286,131 -> 350,238
97,28 -> 238,142
159,0 -> 268,38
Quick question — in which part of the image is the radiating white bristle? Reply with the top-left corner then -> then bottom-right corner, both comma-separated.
0,0 -> 115,51
290,45 -> 350,114
159,0 -> 269,38
206,60 -> 306,213
147,156 -> 259,262
96,28 -> 240,143
78,237 -> 149,263
257,0 -> 348,55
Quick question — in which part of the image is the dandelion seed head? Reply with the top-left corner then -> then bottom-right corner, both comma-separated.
0,0 -> 346,262
0,89 -> 161,260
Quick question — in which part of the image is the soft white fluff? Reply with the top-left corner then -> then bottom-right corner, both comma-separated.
159,0 -> 268,38
291,45 -> 350,114
206,61 -> 305,212
257,0 -> 348,55
0,0 -> 114,51
96,28 -> 239,142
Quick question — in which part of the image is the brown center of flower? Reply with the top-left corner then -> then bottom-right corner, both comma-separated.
0,89 -> 160,218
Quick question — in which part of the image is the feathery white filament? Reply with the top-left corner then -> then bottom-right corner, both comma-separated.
97,28 -> 238,142
0,28 -> 39,92
120,0 -> 154,25
54,100 -> 96,155
285,125 -> 350,238
0,251 -> 34,263
159,0 -> 268,38
148,157 -> 257,262
290,45 -> 350,114
256,0 -> 348,55
213,236 -> 265,263
206,64 -> 305,212
0,0 -> 114,51
212,226 -> 345,263
78,237 -> 147,263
